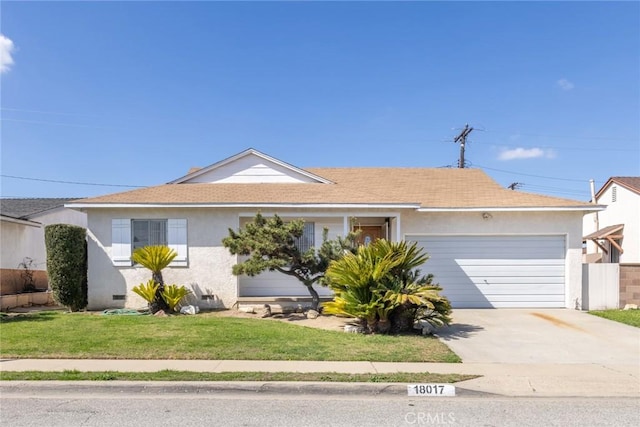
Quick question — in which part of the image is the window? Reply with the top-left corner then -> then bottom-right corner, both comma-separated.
294,222 -> 315,252
112,218 -> 188,267
132,219 -> 167,250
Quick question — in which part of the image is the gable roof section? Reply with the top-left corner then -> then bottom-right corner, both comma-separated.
169,148 -> 333,185
0,198 -> 80,220
595,177 -> 640,200
68,167 -> 598,211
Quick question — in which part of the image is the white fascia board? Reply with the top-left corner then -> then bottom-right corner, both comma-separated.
238,211 -> 403,218
416,205 -> 606,213
65,203 -> 420,210
168,148 -> 333,184
0,215 -> 42,227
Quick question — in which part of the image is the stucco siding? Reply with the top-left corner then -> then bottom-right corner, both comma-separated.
86,208 -> 238,310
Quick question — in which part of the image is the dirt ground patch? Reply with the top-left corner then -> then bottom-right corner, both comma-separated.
210,309 -> 352,332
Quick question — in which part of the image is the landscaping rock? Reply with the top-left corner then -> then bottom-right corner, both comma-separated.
239,306 -> 255,314
306,309 -> 319,319
260,304 -> 272,318
180,305 -> 199,315
413,319 -> 434,335
153,309 -> 168,317
623,304 -> 638,310
344,323 -> 365,334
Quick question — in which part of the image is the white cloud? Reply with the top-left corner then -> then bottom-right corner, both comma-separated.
0,34 -> 15,73
498,147 -> 556,161
557,78 -> 574,91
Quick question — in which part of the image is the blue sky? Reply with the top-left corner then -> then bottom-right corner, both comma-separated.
1,1 -> 638,201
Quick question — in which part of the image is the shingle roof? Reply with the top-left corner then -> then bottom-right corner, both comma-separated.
0,198 -> 81,219
69,168 -> 594,209
605,177 -> 640,196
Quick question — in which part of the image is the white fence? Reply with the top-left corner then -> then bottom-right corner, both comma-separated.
582,263 -> 620,310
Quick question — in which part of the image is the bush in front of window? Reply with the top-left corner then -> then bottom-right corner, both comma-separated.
44,224 -> 88,312
132,279 -> 191,313
131,245 -> 177,313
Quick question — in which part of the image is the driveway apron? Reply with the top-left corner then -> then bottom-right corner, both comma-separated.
436,309 -> 640,364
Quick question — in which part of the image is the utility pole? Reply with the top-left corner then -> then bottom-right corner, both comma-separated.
454,124 -> 473,168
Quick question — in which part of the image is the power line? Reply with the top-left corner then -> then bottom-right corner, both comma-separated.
471,140 -> 637,152
0,174 -> 145,188
0,118 -> 116,130
1,107 -> 100,118
473,164 -> 589,183
482,129 -> 637,142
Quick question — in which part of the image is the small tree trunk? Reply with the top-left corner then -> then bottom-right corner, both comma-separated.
305,283 -> 320,311
150,271 -> 169,313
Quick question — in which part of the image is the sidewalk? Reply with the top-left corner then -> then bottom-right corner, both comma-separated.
1,359 -> 638,397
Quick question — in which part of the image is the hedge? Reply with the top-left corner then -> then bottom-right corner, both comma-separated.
44,224 -> 87,311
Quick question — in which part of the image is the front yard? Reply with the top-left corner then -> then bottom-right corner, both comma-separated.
0,311 -> 460,362
589,309 -> 640,327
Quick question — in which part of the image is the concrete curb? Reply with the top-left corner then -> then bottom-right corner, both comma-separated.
0,381 -> 494,397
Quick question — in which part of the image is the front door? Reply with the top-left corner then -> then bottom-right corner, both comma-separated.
354,225 -> 384,246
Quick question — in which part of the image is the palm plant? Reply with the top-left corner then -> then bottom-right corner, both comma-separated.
161,284 -> 192,312
324,239 -> 451,334
132,279 -> 159,305
131,245 -> 177,313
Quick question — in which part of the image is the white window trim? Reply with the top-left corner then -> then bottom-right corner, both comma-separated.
111,218 -> 188,267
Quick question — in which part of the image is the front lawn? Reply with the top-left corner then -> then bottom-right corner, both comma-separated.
589,309 -> 640,327
0,311 -> 460,362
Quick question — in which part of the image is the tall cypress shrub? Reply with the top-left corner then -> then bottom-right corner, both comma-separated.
45,224 -> 87,312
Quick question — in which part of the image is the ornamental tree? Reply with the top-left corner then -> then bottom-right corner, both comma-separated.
223,213 -> 357,311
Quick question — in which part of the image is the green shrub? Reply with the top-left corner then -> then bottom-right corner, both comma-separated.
324,239 -> 451,334
161,284 -> 191,312
131,245 -> 177,313
44,224 -> 87,312
132,280 -> 160,304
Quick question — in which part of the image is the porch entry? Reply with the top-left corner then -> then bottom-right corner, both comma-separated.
353,225 -> 385,246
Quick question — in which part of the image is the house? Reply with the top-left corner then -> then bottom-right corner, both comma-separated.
66,148 -> 602,311
583,177 -> 640,307
0,198 -> 88,304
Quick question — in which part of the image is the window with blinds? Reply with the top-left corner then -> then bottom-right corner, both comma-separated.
294,222 -> 315,252
132,219 -> 168,250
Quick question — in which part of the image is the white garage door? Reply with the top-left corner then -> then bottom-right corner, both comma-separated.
407,235 -> 566,308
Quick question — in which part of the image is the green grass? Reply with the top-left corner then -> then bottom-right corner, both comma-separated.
0,370 -> 477,383
589,309 -> 640,327
0,311 -> 459,362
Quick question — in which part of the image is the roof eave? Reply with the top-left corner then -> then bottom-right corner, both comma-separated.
0,215 -> 42,227
65,202 -> 421,209
416,205 -> 605,212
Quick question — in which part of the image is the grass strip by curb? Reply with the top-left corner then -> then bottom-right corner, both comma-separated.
0,370 -> 478,383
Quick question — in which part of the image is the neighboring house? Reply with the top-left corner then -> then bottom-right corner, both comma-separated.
583,177 -> 640,264
0,198 -> 88,295
67,149 -> 601,311
583,177 -> 640,306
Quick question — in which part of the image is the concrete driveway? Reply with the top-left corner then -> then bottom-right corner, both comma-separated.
436,309 -> 640,365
